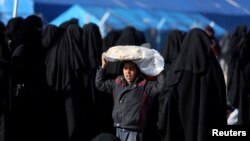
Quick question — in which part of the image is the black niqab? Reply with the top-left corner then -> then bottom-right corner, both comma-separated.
82,23 -> 103,70
161,29 -> 186,67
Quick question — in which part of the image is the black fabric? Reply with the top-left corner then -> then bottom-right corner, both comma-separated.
82,23 -> 103,70
238,32 -> 250,124
224,25 -> 248,67
161,28 -> 227,141
91,133 -> 120,141
103,30 -> 122,78
11,15 -> 43,85
226,29 -> 250,124
0,58 -> 12,141
226,25 -> 248,106
116,26 -> 144,46
45,24 -> 99,141
161,29 -> 186,68
9,15 -> 49,141
5,17 -> 24,53
157,29 -> 185,132
5,17 -> 23,38
45,24 -> 88,91
0,22 -> 10,62
82,23 -> 110,134
103,30 -> 121,52
59,18 -> 79,29
42,24 -> 57,50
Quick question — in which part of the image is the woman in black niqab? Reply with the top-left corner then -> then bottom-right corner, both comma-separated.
226,28 -> 250,125
82,23 -> 103,70
45,23 -> 98,141
82,23 -> 118,135
9,15 -> 49,141
162,28 -> 227,141
157,29 -> 186,133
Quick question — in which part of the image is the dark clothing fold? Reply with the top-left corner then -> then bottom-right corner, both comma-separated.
160,28 -> 227,141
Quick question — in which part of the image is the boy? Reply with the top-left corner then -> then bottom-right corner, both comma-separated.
95,55 -> 164,141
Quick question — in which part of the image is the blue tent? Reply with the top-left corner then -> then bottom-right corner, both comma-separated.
112,8 -> 226,37
48,5 -> 226,37
50,5 -> 100,27
33,0 -> 250,16
34,0 -> 250,32
0,0 -> 34,24
51,4 -> 117,36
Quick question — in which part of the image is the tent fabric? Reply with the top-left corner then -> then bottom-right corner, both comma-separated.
48,5 -> 227,37
33,0 -> 250,33
0,0 -> 34,24
34,0 -> 250,15
50,5 -> 100,27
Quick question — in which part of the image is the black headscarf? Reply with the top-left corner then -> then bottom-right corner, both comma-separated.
59,18 -> 79,29
82,23 -> 103,70
103,30 -> 121,52
11,15 -> 43,85
5,17 -> 24,53
161,29 -> 186,67
42,24 -> 57,50
20,15 -> 43,44
5,17 -> 23,38
116,26 -> 144,46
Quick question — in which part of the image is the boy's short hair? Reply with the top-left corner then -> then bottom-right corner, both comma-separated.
119,61 -> 140,74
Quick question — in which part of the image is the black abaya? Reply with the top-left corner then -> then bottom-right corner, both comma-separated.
162,28 -> 227,141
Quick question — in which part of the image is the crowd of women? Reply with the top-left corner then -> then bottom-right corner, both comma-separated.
0,14 -> 249,141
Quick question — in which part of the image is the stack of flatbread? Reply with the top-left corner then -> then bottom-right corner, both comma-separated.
103,45 -> 164,76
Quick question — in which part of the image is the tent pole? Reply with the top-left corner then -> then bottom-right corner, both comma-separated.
99,11 -> 110,27
157,18 -> 166,30
99,11 -> 110,37
13,0 -> 19,17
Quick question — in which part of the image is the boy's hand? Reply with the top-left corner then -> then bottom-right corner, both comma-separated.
101,52 -> 109,68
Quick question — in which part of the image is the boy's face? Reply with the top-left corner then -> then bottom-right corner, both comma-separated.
122,62 -> 138,84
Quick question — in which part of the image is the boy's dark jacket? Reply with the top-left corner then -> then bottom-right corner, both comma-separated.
95,68 -> 164,131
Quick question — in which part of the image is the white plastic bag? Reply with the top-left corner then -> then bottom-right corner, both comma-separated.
104,45 -> 143,61
104,45 -> 164,76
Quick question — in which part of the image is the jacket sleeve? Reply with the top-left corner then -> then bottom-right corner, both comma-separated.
145,71 -> 165,96
95,68 -> 114,94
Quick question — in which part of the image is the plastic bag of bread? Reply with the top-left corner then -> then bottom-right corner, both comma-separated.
103,45 -> 164,76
